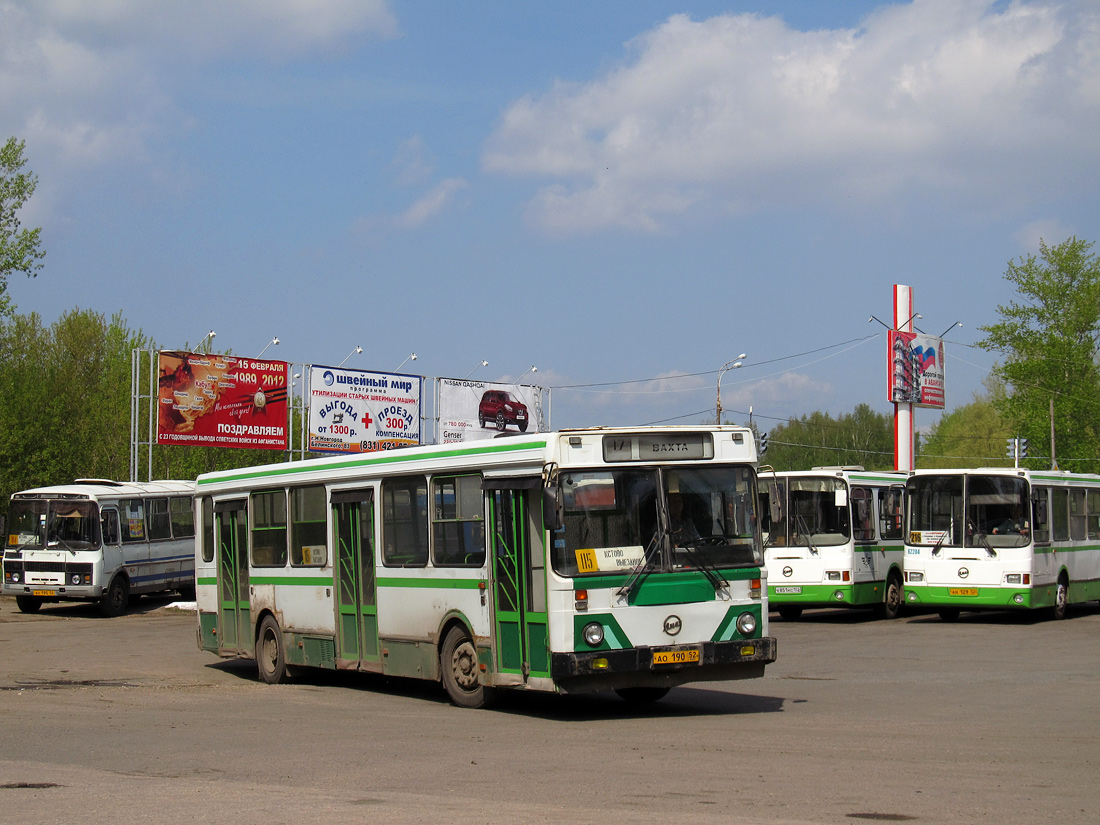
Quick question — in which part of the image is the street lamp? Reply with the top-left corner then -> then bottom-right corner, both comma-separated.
464,359 -> 488,379
715,353 -> 747,425
196,330 -> 216,351
517,365 -> 538,384
339,346 -> 363,367
258,337 -> 279,357
395,353 -> 417,371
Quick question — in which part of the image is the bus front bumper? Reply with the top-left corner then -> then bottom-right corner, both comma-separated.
550,637 -> 777,694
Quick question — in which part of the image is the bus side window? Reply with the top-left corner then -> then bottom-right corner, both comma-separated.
1088,490 -> 1100,540
851,487 -> 874,542
171,496 -> 195,538
120,499 -> 146,542
1032,488 -> 1050,544
382,476 -> 428,567
148,498 -> 171,540
878,488 -> 904,540
101,509 -> 120,545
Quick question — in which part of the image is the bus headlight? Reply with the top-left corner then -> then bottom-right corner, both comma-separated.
71,573 -> 82,585
10,572 -> 19,583
582,622 -> 605,647
736,612 -> 757,637
1005,574 -> 1022,584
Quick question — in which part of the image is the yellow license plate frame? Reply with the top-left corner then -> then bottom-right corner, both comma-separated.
949,587 -> 978,597
32,589 -> 56,597
651,648 -> 700,666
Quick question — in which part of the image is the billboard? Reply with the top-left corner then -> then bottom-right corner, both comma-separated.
888,331 -> 945,409
156,351 -> 289,449
307,365 -> 421,453
438,378 -> 541,444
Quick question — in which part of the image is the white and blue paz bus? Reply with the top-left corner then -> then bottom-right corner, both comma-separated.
3,479 -> 196,616
194,426 -> 777,707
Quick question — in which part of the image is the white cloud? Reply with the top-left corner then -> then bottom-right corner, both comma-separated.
1013,219 -> 1077,253
393,178 -> 469,228
483,0 -> 1100,234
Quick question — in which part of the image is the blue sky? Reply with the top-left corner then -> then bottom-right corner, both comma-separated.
3,0 -> 1098,440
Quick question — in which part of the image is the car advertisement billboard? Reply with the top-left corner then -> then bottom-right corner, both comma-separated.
307,365 -> 421,453
888,330 -> 945,409
438,378 -> 540,444
156,351 -> 289,449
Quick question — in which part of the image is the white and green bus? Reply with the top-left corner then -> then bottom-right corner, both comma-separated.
759,468 -> 906,620
3,479 -> 196,616
904,468 -> 1100,620
194,426 -> 776,707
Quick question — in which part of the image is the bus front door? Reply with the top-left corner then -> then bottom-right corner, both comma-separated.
215,500 -> 249,655
333,490 -> 380,669
488,486 -> 549,682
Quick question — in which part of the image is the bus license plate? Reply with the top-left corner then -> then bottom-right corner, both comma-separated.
32,590 -> 55,597
949,588 -> 978,597
775,586 -> 801,594
652,648 -> 700,666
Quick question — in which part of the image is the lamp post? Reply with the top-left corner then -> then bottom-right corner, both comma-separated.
196,330 -> 216,351
464,359 -> 488,379
516,365 -> 538,384
258,337 -> 279,357
395,353 -> 417,372
339,346 -> 363,367
715,353 -> 747,425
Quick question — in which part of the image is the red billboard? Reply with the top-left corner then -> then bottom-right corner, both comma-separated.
887,331 -> 945,409
156,351 -> 289,449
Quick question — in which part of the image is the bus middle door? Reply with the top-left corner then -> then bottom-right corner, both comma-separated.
332,489 -> 380,669
214,500 -> 249,655
487,481 -> 549,683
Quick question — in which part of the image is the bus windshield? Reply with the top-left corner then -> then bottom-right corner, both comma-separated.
788,478 -> 850,547
907,474 -> 1030,549
554,465 -> 759,576
5,499 -> 100,550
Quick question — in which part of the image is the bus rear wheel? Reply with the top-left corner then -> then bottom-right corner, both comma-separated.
441,626 -> 495,709
15,596 -> 42,613
778,605 -> 803,621
99,576 -> 129,618
256,616 -> 292,684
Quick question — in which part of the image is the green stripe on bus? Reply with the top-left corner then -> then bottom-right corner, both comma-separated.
197,439 -> 548,486
196,576 -> 217,586
377,577 -> 483,590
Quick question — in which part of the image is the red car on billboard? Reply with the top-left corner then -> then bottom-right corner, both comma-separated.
478,390 -> 529,432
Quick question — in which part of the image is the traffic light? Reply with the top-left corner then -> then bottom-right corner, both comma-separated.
1006,437 -> 1016,458
1019,438 -> 1028,458
758,431 -> 768,455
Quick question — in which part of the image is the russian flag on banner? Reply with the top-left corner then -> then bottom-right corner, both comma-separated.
912,345 -> 937,373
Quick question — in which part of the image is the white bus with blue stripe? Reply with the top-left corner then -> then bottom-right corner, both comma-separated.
3,479 -> 196,616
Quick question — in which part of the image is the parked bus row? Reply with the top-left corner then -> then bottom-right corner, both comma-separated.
760,466 -> 1100,622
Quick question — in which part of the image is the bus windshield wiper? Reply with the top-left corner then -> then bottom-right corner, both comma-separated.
968,519 -> 997,558
931,530 -> 948,557
676,538 -> 729,592
794,515 -> 819,555
617,531 -> 661,600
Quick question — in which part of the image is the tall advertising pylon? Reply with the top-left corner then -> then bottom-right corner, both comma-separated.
893,285 -> 915,471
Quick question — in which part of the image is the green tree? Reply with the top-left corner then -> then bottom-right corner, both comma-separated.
762,403 -> 894,471
918,381 -> 1012,469
0,137 -> 45,315
978,237 -> 1100,472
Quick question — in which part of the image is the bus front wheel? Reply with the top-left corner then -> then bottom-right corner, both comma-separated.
441,626 -> 495,709
1049,576 -> 1069,621
874,574 -> 903,620
256,615 -> 291,684
15,596 -> 42,613
615,687 -> 670,704
99,576 -> 129,618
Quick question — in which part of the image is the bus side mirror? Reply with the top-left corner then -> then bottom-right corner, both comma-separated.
543,485 -> 563,532
768,483 -> 783,523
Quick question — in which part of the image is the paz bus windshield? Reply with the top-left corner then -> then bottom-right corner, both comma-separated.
5,498 -> 100,550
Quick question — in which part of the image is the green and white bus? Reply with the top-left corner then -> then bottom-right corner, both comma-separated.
759,468 -> 906,620
3,479 -> 196,616
904,468 -> 1100,620
194,426 -> 776,707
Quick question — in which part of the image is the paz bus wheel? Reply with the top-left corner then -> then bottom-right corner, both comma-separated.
15,596 -> 42,614
256,615 -> 292,684
441,626 -> 495,708
99,576 -> 129,617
